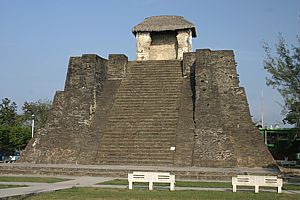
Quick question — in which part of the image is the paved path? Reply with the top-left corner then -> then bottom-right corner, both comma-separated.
0,176 -> 114,199
0,162 -> 280,173
1,175 -> 300,199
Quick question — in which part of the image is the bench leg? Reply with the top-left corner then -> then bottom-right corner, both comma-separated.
170,182 -> 175,191
278,186 -> 282,193
255,185 -> 259,193
149,182 -> 153,190
129,181 -> 133,190
232,185 -> 236,192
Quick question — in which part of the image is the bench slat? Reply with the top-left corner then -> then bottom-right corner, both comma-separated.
128,171 -> 175,191
232,175 -> 282,194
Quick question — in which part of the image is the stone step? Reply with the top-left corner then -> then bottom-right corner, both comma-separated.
114,96 -> 180,100
98,147 -> 174,152
111,101 -> 180,105
126,73 -> 181,77
103,129 -> 176,133
101,134 -> 175,138
101,141 -> 174,145
100,139 -> 175,143
127,67 -> 181,71
107,117 -> 178,121
101,135 -> 176,139
121,83 -> 182,87
98,152 -> 173,158
116,92 -> 181,96
107,115 -> 178,119
100,139 -> 175,144
118,83 -> 182,87
117,88 -> 181,92
107,116 -> 178,120
100,60 -> 181,166
128,61 -> 181,66
128,64 -> 181,67
123,76 -> 182,80
127,68 -> 181,71
117,87 -> 181,91
98,145 -> 173,151
98,159 -> 173,166
106,118 -> 178,122
107,111 -> 179,115
102,130 -> 175,134
119,82 -> 182,86
108,113 -> 178,117
105,125 -> 177,129
126,70 -> 181,74
128,64 -> 181,68
128,60 -> 181,64
1,164 -> 279,180
99,155 -> 173,161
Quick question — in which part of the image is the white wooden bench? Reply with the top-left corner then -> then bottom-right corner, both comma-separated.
128,171 -> 175,191
232,175 -> 283,193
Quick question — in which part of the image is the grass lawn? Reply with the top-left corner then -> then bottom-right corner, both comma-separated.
26,187 -> 300,200
0,184 -> 27,189
0,176 -> 71,183
283,184 -> 300,191
98,179 -> 300,190
97,179 -> 231,188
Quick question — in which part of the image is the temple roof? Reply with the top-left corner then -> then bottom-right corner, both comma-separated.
132,15 -> 197,37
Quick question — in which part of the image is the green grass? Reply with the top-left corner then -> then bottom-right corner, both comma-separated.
0,176 -> 71,183
283,184 -> 300,191
98,179 -> 300,190
0,184 -> 28,189
98,179 -> 232,188
26,187 -> 300,200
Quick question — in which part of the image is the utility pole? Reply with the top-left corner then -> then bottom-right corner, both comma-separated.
31,114 -> 35,138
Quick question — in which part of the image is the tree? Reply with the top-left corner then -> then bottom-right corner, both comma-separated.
263,34 -> 300,127
21,99 -> 52,129
9,126 -> 31,151
0,125 -> 14,156
0,98 -> 18,126
0,125 -> 31,156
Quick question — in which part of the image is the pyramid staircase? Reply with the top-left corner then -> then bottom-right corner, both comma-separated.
98,60 -> 183,165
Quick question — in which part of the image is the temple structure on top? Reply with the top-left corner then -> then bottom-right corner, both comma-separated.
132,16 -> 196,60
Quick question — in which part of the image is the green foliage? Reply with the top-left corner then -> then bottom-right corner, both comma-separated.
0,125 -> 31,155
21,99 -> 52,129
0,125 -> 14,155
263,34 -> 300,127
9,126 -> 31,150
0,98 -> 18,126
0,98 -> 51,156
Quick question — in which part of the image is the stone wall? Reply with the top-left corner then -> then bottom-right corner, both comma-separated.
22,54 -> 110,164
136,32 -> 151,61
149,31 -> 178,60
183,49 -> 275,167
177,29 -> 192,60
22,50 -> 275,168
135,29 -> 193,61
107,54 -> 128,79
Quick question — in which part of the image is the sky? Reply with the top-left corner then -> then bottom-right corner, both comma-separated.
0,0 -> 299,127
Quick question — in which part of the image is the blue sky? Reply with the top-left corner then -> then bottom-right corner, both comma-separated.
0,0 -> 299,127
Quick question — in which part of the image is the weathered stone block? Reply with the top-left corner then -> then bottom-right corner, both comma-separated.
108,54 -> 128,79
